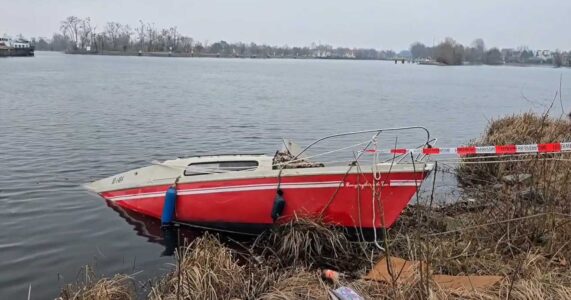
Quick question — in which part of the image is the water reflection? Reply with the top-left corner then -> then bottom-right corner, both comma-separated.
105,201 -> 199,256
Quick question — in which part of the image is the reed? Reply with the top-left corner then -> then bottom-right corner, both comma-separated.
149,233 -> 248,300
148,220 -> 375,300
457,112 -> 571,203
254,216 -> 373,273
59,266 -> 134,300
257,269 -> 329,300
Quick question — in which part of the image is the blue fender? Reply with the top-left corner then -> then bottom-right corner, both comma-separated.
161,186 -> 177,225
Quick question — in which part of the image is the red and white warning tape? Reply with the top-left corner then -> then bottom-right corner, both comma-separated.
364,142 -> 571,156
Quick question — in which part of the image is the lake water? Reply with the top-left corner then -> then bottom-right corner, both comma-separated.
1,52 -> 570,299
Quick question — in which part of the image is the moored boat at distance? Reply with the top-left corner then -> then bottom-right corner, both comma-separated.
0,37 -> 35,57
416,58 -> 443,66
85,127 -> 435,235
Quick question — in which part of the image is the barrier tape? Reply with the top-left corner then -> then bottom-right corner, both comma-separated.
364,142 -> 571,156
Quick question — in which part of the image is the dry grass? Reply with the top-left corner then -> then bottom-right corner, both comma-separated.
59,266 -> 134,300
257,269 -> 329,300
254,216 -> 372,273
450,112 -> 571,266
457,112 -> 571,205
63,212 -> 571,300
149,233 -> 249,300
383,112 -> 571,299
148,220 -> 373,300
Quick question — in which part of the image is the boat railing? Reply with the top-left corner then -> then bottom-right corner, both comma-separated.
276,126 -> 433,169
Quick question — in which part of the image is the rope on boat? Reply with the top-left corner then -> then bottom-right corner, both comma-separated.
371,137 -> 385,250
317,132 -> 384,218
173,221 -> 259,236
317,161 -> 356,218
366,137 -> 437,251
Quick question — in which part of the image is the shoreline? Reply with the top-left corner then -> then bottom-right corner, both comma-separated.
57,112 -> 571,299
61,49 -> 395,61
43,50 -> 569,68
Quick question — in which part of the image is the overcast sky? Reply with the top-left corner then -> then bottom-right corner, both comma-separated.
2,0 -> 570,50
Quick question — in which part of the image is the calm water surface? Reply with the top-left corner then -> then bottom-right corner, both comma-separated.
1,52 -> 570,299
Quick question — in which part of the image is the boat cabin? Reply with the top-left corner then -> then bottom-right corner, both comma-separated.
171,154 -> 275,175
13,40 -> 31,49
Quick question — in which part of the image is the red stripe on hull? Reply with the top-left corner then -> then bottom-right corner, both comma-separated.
103,172 -> 427,229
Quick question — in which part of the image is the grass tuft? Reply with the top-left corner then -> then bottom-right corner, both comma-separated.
59,266 -> 134,300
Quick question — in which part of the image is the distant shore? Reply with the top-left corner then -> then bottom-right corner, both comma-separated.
55,50 -> 568,68
62,49 -> 395,61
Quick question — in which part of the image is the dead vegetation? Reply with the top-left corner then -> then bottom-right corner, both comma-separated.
457,112 -> 571,202
60,112 -> 571,299
58,266 -> 134,300
149,220 -> 366,300
253,217 -> 371,273
149,235 -> 247,299
386,112 -> 571,298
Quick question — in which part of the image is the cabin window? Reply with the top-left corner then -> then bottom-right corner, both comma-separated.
184,161 -> 259,176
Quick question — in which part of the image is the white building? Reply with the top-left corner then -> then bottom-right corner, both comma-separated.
535,50 -> 552,61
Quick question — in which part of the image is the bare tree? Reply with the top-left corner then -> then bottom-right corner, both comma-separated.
118,24 -> 132,51
137,20 -> 145,51
435,37 -> 464,65
179,36 -> 193,53
146,23 -> 158,52
410,42 -> 430,59
79,17 -> 94,49
194,41 -> 204,54
466,38 -> 485,63
94,33 -> 105,52
169,26 -> 179,51
60,16 -> 82,49
159,28 -> 170,51
105,22 -> 121,50
553,50 -> 563,67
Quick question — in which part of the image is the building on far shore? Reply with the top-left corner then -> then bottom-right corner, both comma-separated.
562,52 -> 571,66
500,48 -> 570,65
534,50 -> 552,63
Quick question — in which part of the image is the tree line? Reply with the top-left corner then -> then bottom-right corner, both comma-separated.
32,16 -> 397,59
30,16 -> 569,66
410,38 -> 568,66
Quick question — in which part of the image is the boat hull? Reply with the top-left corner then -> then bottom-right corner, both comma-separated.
100,171 -> 428,233
0,48 -> 34,57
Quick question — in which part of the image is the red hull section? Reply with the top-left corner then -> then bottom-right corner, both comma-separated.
101,172 -> 427,230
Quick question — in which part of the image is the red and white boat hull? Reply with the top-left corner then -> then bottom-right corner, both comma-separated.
98,170 -> 429,233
